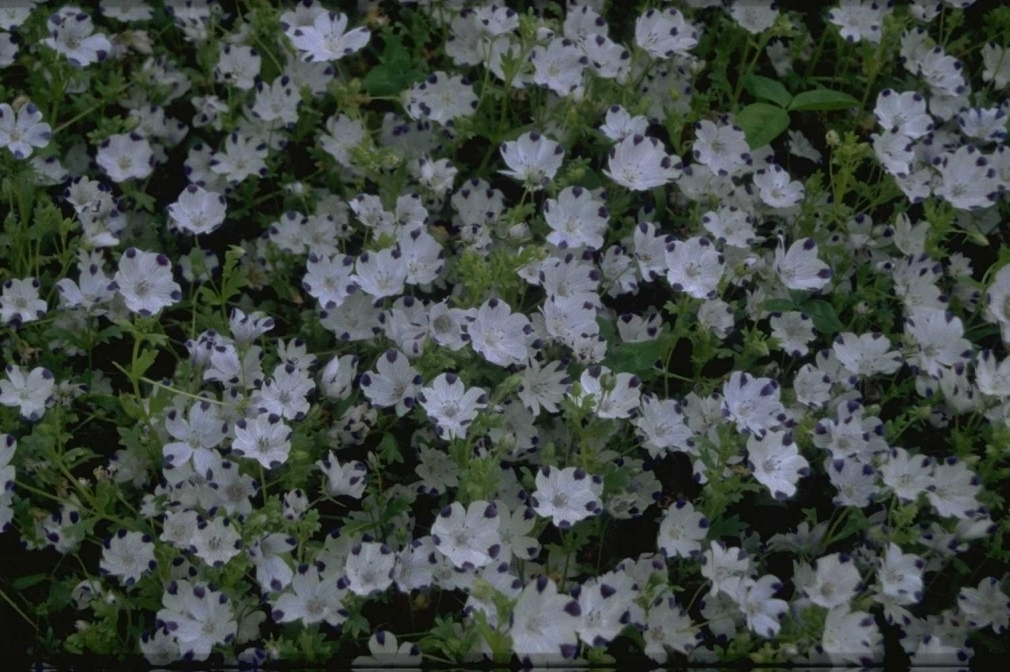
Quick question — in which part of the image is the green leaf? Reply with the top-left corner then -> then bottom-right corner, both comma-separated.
741,75 -> 792,108
362,31 -> 423,97
734,103 -> 791,149
13,573 -> 48,590
706,513 -> 746,540
603,334 -> 672,377
801,299 -> 844,334
788,88 -> 860,112
762,298 -> 797,313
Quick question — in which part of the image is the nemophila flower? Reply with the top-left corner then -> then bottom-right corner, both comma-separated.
806,552 -> 863,609
692,120 -> 750,176
958,577 -> 1009,634
0,364 -> 54,421
820,606 -> 883,666
982,42 -> 1010,89
872,130 -> 915,176
833,332 -> 903,377
272,563 -> 348,626
605,134 -> 682,190
698,298 -> 735,338
721,371 -> 785,436
0,101 -> 50,159
544,185 -> 609,250
100,530 -> 157,587
417,372 -> 487,441
231,413 -> 292,470
914,46 -> 966,95
353,631 -> 422,667
111,248 -> 181,316
774,237 -> 831,291
157,580 -> 237,662
290,10 -> 369,62
958,107 -> 1008,145
210,132 -> 268,184
531,466 -> 603,530
0,277 -> 46,326
96,133 -> 153,182
517,357 -> 570,416
255,364 -> 314,421
360,350 -> 422,417
530,37 -> 587,96
701,541 -> 751,598
571,365 -> 642,420
643,595 -> 700,662
875,542 -> 925,607
167,185 -> 226,236
746,430 -> 810,500
635,7 -> 698,59
738,575 -> 788,638
0,434 -> 15,532
574,571 -> 643,647
189,515 -> 242,567
499,131 -> 564,190
343,542 -> 396,596
599,104 -> 649,142
212,44 -> 260,91
657,499 -> 708,558
787,129 -> 823,163
665,236 -> 724,299
162,400 -> 226,474
881,447 -> 934,501
405,71 -> 478,125
413,155 -> 458,196
729,1 -> 780,34
43,10 -> 111,66
904,307 -> 972,377
873,90 -> 933,138
316,451 -> 367,499
353,247 -> 407,299
974,349 -> 1010,396
933,144 -> 998,211
303,253 -> 356,309
927,456 -> 982,519
753,165 -> 804,208
828,0 -> 891,44
634,395 -> 695,458
509,575 -> 581,664
769,311 -> 815,356
431,500 -> 501,570
468,298 -> 531,367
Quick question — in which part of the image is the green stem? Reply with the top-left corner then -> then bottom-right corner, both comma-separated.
0,586 -> 37,632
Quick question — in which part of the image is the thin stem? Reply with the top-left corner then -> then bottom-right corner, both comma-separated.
0,586 -> 37,632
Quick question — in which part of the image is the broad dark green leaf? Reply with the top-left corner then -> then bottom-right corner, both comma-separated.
801,299 -> 844,334
735,103 -> 791,149
362,32 -> 423,97
788,88 -> 860,112
741,74 -> 792,108
763,298 -> 797,313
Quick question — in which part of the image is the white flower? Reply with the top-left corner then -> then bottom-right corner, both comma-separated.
353,631 -> 422,667
156,580 -> 237,662
605,134 -> 682,190
189,516 -> 243,567
635,8 -> 698,59
657,499 -> 708,558
721,371 -> 785,436
774,237 -> 832,291
290,11 -> 370,63
746,430 -> 810,500
111,248 -> 182,316
531,466 -> 603,530
958,576 -> 1009,634
0,364 -> 55,421
43,10 -> 112,66
100,530 -> 157,587
0,101 -> 51,159
599,105 -> 649,142
96,133 -> 153,182
692,120 -> 750,176
833,332 -> 903,377
571,365 -> 642,420
544,185 -> 609,250
232,413 -> 292,470
933,144 -> 999,211
468,298 -> 531,367
343,542 -> 396,596
806,552 -> 863,609
643,595 -> 699,662
0,277 -> 47,326
753,165 -> 804,208
700,541 -> 751,598
821,605 -> 883,666
828,0 -> 891,44
499,131 -> 564,190
316,451 -> 367,499
665,236 -> 724,299
271,563 -> 348,626
738,575 -> 788,638
167,185 -> 226,235
874,89 -> 933,138
417,372 -> 487,441
431,500 -> 502,570
509,575 -> 582,664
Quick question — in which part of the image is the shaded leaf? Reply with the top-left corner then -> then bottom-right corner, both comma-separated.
741,74 -> 792,108
735,103 -> 791,149
788,88 -> 860,112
